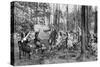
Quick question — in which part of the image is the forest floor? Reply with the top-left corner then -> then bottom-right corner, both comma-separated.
14,39 -> 97,66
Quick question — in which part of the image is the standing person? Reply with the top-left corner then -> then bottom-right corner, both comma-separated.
56,32 -> 62,46
67,32 -> 73,49
34,32 -> 41,49
49,28 -> 57,46
65,32 -> 68,48
53,29 -> 58,45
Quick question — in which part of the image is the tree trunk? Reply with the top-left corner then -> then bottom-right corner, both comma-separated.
77,6 -> 89,61
94,8 -> 97,34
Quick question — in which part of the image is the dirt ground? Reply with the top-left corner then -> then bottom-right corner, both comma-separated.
13,39 -> 97,66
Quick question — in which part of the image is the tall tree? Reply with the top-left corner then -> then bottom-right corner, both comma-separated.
94,7 -> 97,34
77,6 -> 89,61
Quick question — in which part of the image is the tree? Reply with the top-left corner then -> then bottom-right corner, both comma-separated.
77,6 -> 89,61
94,7 -> 97,34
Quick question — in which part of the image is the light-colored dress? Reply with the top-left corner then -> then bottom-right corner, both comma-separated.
67,34 -> 73,47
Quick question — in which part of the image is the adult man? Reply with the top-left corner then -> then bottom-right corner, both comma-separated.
49,28 -> 57,46
34,32 -> 41,48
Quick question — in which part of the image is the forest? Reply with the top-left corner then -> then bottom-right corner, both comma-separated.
11,1 -> 97,65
